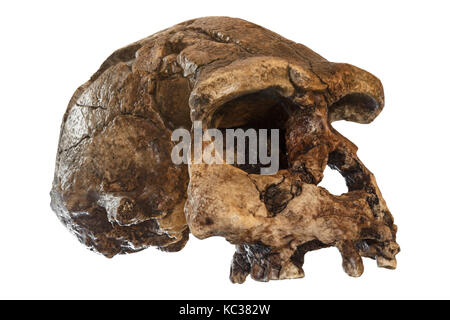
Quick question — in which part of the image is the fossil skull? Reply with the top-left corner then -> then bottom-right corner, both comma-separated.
51,17 -> 399,282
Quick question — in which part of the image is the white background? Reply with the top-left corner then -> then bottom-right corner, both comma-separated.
1,0 -> 449,299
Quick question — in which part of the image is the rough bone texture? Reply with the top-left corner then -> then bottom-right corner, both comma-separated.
51,17 -> 399,281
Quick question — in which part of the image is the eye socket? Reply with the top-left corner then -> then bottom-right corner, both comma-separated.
328,92 -> 380,124
211,88 -> 297,129
210,88 -> 297,173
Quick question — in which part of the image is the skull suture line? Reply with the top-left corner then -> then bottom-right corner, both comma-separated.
51,17 -> 399,282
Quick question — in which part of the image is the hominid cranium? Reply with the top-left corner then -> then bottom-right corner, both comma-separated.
51,17 -> 399,283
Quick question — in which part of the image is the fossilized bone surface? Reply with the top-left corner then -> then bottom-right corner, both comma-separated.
51,16 -> 399,281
